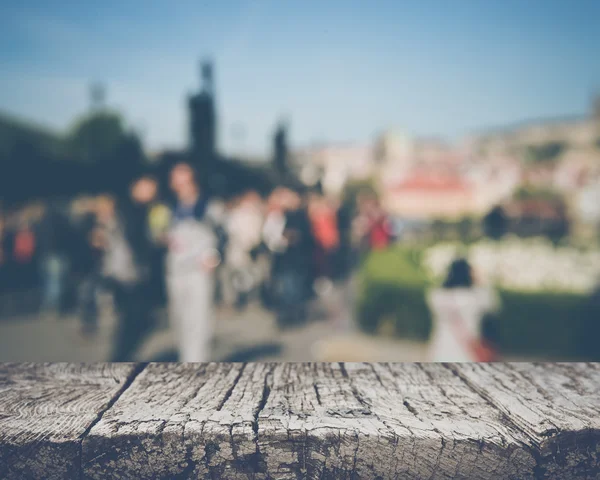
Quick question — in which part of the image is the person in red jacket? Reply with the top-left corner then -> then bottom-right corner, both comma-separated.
362,197 -> 393,251
308,194 -> 340,279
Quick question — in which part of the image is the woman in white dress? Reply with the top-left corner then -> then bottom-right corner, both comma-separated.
167,163 -> 220,362
426,258 -> 500,362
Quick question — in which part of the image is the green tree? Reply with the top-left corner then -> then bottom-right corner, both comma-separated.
342,177 -> 379,209
458,217 -> 474,243
431,218 -> 446,241
513,185 -> 564,204
523,142 -> 565,164
67,111 -> 130,162
67,111 -> 146,193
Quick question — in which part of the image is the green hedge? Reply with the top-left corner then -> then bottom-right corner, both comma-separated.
357,247 -> 432,341
497,290 -> 592,359
356,246 -> 597,359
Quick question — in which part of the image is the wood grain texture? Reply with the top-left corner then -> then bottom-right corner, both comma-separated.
0,363 -> 141,480
82,362 -> 270,479
82,363 -> 600,479
257,363 -> 536,479
451,362 -> 600,479
1,363 -> 599,479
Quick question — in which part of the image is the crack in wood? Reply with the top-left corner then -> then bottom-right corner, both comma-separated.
3,363 -> 599,479
402,400 -> 419,419
338,362 -> 371,410
216,363 -> 246,411
442,363 -> 588,480
77,363 -> 146,480
313,383 -> 322,406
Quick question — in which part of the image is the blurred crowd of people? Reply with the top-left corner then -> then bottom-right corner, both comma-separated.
0,163 -> 396,362
6,166 -> 594,362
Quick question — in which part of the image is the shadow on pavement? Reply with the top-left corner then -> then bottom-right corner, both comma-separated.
148,342 -> 283,362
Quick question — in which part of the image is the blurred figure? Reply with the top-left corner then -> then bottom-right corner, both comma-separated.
205,198 -> 229,306
0,211 -> 8,305
352,192 -> 375,257
133,174 -> 170,308
335,197 -> 356,281
270,187 -> 316,328
262,188 -> 287,254
308,193 -> 357,331
308,193 -> 340,281
13,214 -> 38,293
364,196 -> 394,251
167,162 -> 220,361
36,203 -> 73,317
70,198 -> 103,336
222,190 -> 265,309
0,210 -> 5,269
426,258 -> 500,362
1,212 -> 17,299
261,188 -> 288,309
148,202 -> 171,242
94,187 -> 155,362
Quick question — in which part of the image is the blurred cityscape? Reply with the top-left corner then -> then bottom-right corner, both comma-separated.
3,60 -> 600,235
2,3 -> 600,363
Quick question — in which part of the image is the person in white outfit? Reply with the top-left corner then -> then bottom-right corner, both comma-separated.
426,257 -> 500,362
167,162 -> 220,362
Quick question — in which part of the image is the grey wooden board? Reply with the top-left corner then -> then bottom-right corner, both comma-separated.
83,363 -> 269,479
451,363 -> 600,479
1,363 -> 599,479
257,363 -> 537,479
0,363 -> 140,480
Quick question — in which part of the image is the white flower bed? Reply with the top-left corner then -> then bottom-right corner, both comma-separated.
423,236 -> 600,293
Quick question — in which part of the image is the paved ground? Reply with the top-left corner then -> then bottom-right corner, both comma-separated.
0,285 -> 430,362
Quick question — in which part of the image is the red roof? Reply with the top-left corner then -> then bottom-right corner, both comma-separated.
391,174 -> 472,193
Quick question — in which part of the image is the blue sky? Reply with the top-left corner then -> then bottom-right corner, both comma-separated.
1,0 -> 599,157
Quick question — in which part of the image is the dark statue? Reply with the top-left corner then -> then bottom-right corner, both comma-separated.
188,60 -> 217,182
273,121 -> 288,176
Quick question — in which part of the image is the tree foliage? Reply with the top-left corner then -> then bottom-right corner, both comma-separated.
342,178 -> 379,209
67,111 -> 134,162
66,111 -> 146,194
513,185 -> 565,205
0,110 -> 147,204
524,141 -> 565,164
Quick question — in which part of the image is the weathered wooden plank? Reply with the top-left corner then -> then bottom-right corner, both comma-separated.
451,362 -> 600,479
82,363 -> 590,479
0,363 -> 141,480
82,362 -> 271,479
257,363 -> 538,479
4,363 -> 599,479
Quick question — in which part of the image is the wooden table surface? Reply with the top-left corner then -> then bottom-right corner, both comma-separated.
1,363 -> 599,479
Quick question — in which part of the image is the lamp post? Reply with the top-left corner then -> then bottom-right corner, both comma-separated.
90,83 -> 106,111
